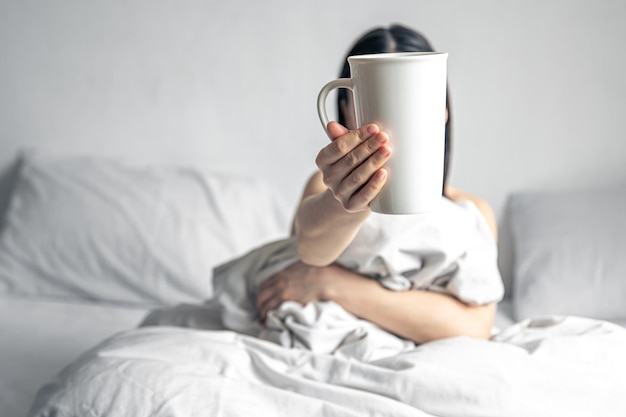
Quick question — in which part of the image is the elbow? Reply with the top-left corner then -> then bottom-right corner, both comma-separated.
451,304 -> 496,341
417,327 -> 490,344
418,325 -> 492,345
461,323 -> 493,340
417,303 -> 496,344
294,224 -> 341,267
295,239 -> 335,267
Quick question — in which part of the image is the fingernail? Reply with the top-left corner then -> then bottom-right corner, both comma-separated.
367,124 -> 378,135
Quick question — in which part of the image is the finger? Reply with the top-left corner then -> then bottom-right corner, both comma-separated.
259,296 -> 283,322
336,131 -> 389,177
317,124 -> 380,167
326,121 -> 349,141
336,143 -> 391,204
256,286 -> 272,312
256,277 -> 279,310
346,168 -> 389,211
322,131 -> 389,194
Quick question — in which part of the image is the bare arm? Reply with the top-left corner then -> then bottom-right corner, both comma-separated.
258,262 -> 496,344
291,172 -> 368,262
292,122 -> 391,266
327,265 -> 496,342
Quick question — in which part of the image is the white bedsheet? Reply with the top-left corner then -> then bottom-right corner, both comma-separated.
0,297 -> 148,417
29,314 -> 626,417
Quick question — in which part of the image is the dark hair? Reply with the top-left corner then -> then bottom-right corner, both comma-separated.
337,24 -> 452,194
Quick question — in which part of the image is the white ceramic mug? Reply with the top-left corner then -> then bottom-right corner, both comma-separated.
317,52 -> 448,214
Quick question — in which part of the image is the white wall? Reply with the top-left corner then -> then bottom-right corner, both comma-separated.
1,0 -> 625,218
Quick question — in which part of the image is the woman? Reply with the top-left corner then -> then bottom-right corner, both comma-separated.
256,25 -> 500,344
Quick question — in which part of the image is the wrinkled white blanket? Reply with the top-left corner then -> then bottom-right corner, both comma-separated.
28,200 -> 626,416
30,315 -> 626,417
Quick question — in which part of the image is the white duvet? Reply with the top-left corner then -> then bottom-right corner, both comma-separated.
29,315 -> 626,417
29,200 -> 626,416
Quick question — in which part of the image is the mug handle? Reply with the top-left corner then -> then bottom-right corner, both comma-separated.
316,78 -> 354,131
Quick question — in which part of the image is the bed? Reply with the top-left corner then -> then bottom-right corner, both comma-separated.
1,153 -> 625,417
0,153 -> 290,417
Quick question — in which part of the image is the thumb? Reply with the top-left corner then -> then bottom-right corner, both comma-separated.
326,121 -> 349,141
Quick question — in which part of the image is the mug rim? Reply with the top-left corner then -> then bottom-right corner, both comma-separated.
348,51 -> 447,62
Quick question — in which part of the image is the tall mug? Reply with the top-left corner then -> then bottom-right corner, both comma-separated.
317,52 -> 448,215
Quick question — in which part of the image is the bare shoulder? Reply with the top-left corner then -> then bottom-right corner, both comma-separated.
444,186 -> 498,241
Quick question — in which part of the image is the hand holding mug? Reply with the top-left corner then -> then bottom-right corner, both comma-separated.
316,122 -> 392,213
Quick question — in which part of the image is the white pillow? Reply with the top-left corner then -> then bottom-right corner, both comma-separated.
0,155 -> 289,307
509,185 -> 626,322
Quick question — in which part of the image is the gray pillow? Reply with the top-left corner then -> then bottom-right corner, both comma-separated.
509,185 -> 626,322
0,155 -> 289,307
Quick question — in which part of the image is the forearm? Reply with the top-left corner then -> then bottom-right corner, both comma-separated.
294,188 -> 369,266
325,267 -> 496,344
293,123 -> 390,266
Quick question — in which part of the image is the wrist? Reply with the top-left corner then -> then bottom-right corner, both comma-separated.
323,188 -> 372,217
294,189 -> 370,267
321,264 -> 362,304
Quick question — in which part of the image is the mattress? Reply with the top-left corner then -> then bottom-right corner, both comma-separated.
0,297 -> 149,417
